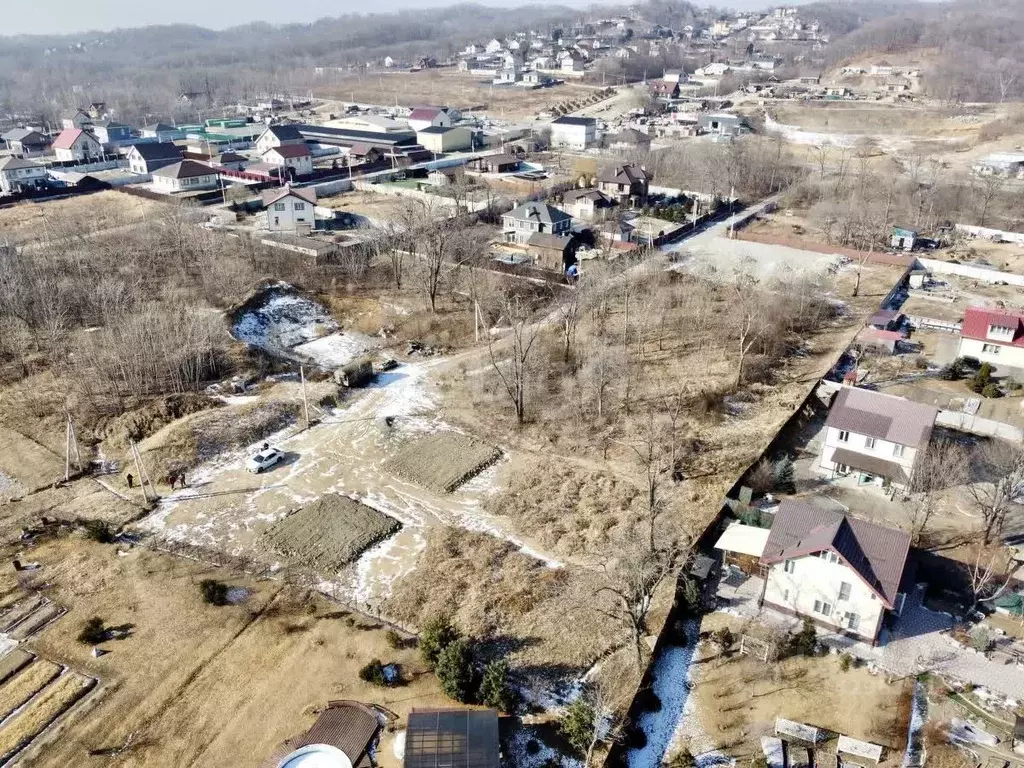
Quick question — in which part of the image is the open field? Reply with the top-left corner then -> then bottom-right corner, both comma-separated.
385,431 -> 501,493
0,191 -> 163,246
6,536 -> 448,768
259,493 -> 401,575
315,68 -> 607,120
0,426 -> 64,496
696,615 -> 911,763
319,190 -> 407,221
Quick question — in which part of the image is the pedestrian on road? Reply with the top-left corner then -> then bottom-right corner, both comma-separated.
126,473 -> 134,489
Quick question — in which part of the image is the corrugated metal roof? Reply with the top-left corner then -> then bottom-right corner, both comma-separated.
405,708 -> 499,768
261,700 -> 380,768
759,499 -> 910,608
825,386 -> 936,449
962,306 -> 1024,348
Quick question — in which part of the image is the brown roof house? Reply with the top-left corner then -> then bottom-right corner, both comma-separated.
597,163 -> 651,206
560,188 -> 616,221
262,700 -> 382,768
818,385 -> 937,492
527,232 -> 577,273
758,498 -> 913,643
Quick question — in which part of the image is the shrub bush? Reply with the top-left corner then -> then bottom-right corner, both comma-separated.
713,626 -> 734,650
200,579 -> 230,606
666,748 -> 696,767
982,383 -> 1002,399
839,652 -> 853,672
385,629 -> 403,649
419,614 -> 461,668
480,659 -> 516,713
560,699 -> 595,755
789,617 -> 817,657
359,658 -> 396,686
435,638 -> 474,702
77,616 -> 107,645
83,520 -> 115,543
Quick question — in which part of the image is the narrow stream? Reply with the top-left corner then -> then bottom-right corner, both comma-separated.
902,678 -> 928,768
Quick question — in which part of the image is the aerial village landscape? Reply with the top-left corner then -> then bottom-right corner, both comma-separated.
3,0 -> 1024,766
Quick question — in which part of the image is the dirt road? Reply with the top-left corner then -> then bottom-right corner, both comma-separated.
136,359 -> 564,615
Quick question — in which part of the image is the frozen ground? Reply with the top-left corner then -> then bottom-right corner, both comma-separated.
292,331 -> 381,368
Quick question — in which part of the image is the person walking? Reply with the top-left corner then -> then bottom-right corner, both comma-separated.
126,473 -> 134,489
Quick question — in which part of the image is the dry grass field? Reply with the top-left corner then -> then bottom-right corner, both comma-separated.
6,536 -> 447,768
0,191 -> 163,245
0,660 -> 62,722
696,615 -> 911,762
315,68 -> 605,120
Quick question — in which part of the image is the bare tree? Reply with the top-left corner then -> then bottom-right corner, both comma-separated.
966,543 -> 1014,614
486,283 -> 540,426
732,266 -> 764,388
906,438 -> 969,545
969,438 -> 1024,544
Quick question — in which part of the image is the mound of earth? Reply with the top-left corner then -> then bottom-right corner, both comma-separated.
259,495 -> 400,575
95,393 -> 219,451
385,432 -> 501,494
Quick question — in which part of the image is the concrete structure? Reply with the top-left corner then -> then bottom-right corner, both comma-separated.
151,160 -> 220,193
698,113 -> 749,137
0,157 -> 48,195
126,142 -> 182,175
958,306 -> 1024,369
416,126 -> 473,153
759,499 -> 911,643
262,144 -> 314,176
819,385 -> 937,491
549,116 -> 597,150
52,129 -> 103,162
326,115 -> 407,134
263,186 -> 317,233
502,201 -> 572,245
526,232 -> 575,272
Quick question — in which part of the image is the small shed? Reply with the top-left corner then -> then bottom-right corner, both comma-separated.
892,225 -> 919,251
714,522 -> 770,574
867,309 -> 903,331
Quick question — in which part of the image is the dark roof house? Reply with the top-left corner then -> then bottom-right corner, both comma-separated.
504,201 -> 572,227
404,708 -> 500,768
153,160 -> 218,180
261,700 -> 381,768
826,386 -> 937,451
760,499 -> 911,608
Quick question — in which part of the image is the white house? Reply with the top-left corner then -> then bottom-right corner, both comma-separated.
485,38 -> 504,53
549,116 -> 597,150
151,160 -> 220,193
52,129 -> 104,162
502,201 -> 572,245
255,124 -> 306,155
61,109 -> 93,131
560,188 -> 616,221
695,62 -> 730,78
262,144 -> 314,176
126,142 -> 182,175
407,106 -> 451,133
819,385 -> 937,491
756,499 -> 911,643
262,186 -> 317,233
0,157 -> 48,195
958,306 -> 1024,369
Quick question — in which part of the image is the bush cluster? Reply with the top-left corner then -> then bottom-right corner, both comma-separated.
418,614 -> 517,711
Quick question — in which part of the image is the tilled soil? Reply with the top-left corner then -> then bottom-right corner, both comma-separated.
259,494 -> 401,576
385,432 -> 501,493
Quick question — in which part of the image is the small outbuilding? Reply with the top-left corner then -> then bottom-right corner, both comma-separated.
404,708 -> 500,768
891,225 -> 919,251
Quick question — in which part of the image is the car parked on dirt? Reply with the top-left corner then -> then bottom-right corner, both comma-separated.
246,447 -> 284,473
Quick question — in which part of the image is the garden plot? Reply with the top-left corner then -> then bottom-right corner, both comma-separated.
0,651 -> 33,686
385,432 -> 502,493
0,671 -> 95,763
0,660 -> 62,722
258,494 -> 401,577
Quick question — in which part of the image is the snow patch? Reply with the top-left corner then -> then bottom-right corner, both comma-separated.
292,331 -> 381,368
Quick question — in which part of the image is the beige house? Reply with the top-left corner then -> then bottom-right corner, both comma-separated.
262,186 -> 317,233
958,306 -> 1024,370
262,144 -> 314,176
151,160 -> 220,193
52,129 -> 103,162
255,124 -> 306,155
416,126 -> 473,153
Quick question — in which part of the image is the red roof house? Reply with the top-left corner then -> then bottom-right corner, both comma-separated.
958,306 -> 1024,368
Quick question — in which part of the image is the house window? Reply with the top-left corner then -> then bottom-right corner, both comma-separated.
865,437 -> 876,450
846,612 -> 860,631
294,202 -> 305,211
813,600 -> 832,617
838,582 -> 852,601
274,203 -> 286,211
783,559 -> 795,574
982,344 -> 1001,354
893,444 -> 905,458
838,430 -> 849,443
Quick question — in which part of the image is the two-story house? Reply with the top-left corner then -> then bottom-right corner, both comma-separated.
502,202 -> 572,245
758,498 -> 912,644
0,157 -> 48,196
819,385 -> 937,491
91,121 -> 133,145
261,144 -> 314,176
61,109 -> 93,131
262,186 -> 317,233
126,143 -> 183,175
549,116 -> 596,150
958,306 -> 1024,370
255,124 -> 306,155
52,129 -> 104,162
407,107 -> 452,133
561,188 -> 616,221
597,164 -> 651,206
1,128 -> 51,157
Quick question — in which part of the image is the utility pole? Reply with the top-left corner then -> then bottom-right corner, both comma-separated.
64,411 -> 82,481
300,365 -> 311,430
129,441 -> 156,503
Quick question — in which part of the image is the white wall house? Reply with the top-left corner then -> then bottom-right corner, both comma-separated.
501,201 -> 572,245
407,107 -> 451,133
549,116 -> 596,150
818,385 -> 937,491
255,124 -> 306,155
52,129 -> 103,162
262,187 -> 317,233
0,157 -> 48,195
262,145 -> 314,176
958,306 -> 1024,369
151,160 -> 220,193
758,500 -> 911,643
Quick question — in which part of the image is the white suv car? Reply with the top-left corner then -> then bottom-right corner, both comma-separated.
246,447 -> 283,474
